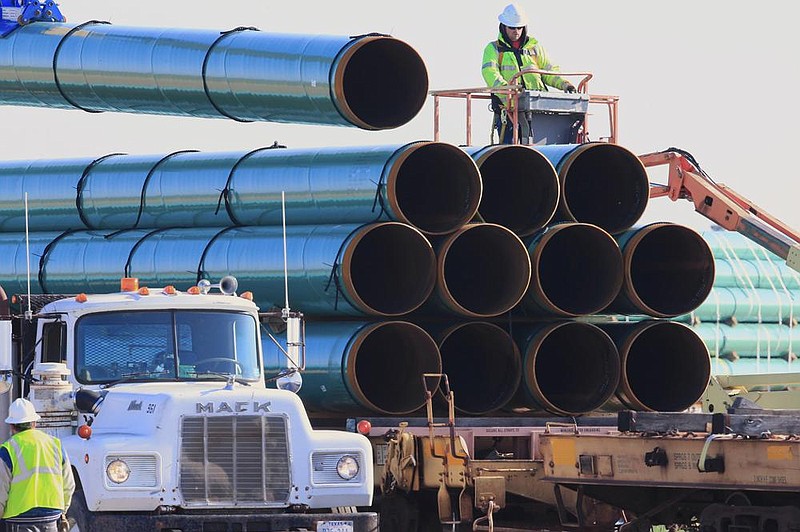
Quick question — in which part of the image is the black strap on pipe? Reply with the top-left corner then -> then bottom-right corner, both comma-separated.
121,227 -> 173,279
215,143 -> 285,227
37,229 -> 79,294
201,26 -> 259,123
323,225 -> 366,312
370,141 -> 423,222
75,152 -> 127,230
130,149 -> 200,230
52,20 -> 111,113
195,226 -> 239,285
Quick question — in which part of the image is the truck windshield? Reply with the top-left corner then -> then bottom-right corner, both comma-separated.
74,310 -> 261,384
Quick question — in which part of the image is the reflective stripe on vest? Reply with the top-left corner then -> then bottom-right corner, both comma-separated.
1,430 -> 65,518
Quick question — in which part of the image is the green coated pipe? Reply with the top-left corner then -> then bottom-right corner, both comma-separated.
599,321 -> 711,412
263,321 -> 441,415
607,223 -> 715,318
462,145 -> 559,237
694,322 -> 800,358
714,258 -> 800,290
679,287 -> 800,324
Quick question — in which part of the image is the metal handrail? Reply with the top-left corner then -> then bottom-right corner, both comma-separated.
431,69 -> 619,145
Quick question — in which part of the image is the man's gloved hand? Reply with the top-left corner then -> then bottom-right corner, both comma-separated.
563,83 -> 576,93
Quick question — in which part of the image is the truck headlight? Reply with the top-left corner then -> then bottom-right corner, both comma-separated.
336,455 -> 359,480
106,459 -> 131,484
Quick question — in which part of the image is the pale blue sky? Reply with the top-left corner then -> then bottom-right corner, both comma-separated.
4,1 -> 799,233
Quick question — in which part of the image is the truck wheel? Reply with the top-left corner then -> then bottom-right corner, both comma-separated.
66,489 -> 90,531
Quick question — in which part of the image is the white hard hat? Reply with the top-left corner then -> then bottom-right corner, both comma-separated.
498,3 -> 529,27
5,398 -> 41,424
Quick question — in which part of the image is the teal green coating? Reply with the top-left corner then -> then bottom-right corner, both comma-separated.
711,357 -> 797,376
714,258 -> 800,290
533,143 -> 649,235
694,322 -> 800,358
680,287 -> 800,324
0,232 -> 61,295
702,230 -> 783,261
262,321 -> 441,415
0,223 -> 436,317
0,23 -> 428,129
0,143 -> 482,235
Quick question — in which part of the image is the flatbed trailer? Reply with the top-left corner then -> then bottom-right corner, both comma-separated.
539,406 -> 800,531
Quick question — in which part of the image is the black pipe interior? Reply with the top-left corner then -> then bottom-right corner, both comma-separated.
531,324 -> 619,414
476,147 -> 559,236
395,144 -> 481,234
561,144 -> 648,234
629,225 -> 715,317
625,323 -> 711,411
353,323 -> 441,414
439,323 -> 520,414
349,224 -> 436,315
536,224 -> 623,315
443,225 -> 530,316
342,38 -> 428,129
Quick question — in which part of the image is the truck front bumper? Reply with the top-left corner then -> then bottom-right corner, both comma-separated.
83,510 -> 378,532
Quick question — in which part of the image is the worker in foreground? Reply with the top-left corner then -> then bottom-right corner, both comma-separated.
0,399 -> 75,532
482,3 -> 575,144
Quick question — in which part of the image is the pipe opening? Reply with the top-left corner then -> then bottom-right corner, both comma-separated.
522,323 -> 620,415
475,146 -> 560,237
392,143 -> 482,235
627,224 -> 715,317
437,323 -> 521,415
340,37 -> 428,130
560,144 -> 648,234
346,223 -> 436,316
531,223 -> 623,316
351,322 -> 441,414
440,224 -> 531,317
623,322 -> 711,411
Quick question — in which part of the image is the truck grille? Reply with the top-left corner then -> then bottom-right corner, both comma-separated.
180,415 -> 291,506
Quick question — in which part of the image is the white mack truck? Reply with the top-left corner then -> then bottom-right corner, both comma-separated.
0,278 -> 375,532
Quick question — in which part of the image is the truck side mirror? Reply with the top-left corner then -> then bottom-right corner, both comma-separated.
0,320 -> 13,394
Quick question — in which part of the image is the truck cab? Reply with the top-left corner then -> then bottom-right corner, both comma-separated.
0,279 -> 376,532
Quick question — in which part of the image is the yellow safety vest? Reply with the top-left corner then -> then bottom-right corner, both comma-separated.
1,430 -> 65,518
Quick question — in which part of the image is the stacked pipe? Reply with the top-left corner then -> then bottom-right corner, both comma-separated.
675,230 -> 800,377
0,18 -> 717,418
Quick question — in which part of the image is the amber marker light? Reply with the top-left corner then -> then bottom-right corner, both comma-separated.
356,419 -> 372,436
75,293 -> 88,303
137,287 -> 150,296
187,286 -> 201,294
241,291 -> 254,301
163,285 -> 177,295
120,277 -> 139,291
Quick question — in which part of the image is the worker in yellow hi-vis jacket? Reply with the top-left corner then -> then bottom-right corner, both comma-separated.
482,3 -> 575,144
0,399 -> 75,532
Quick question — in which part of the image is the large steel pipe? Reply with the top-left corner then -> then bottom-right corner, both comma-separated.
607,223 -> 715,318
427,223 -> 531,318
0,143 -> 481,235
510,322 -> 620,416
521,223 -> 623,317
263,321 -> 441,415
534,143 -> 649,234
0,23 -> 427,129
0,223 -> 436,316
600,321 -> 711,412
424,322 -> 521,415
463,145 -> 559,237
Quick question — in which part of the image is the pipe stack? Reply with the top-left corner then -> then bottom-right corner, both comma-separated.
0,17 -> 719,417
675,230 -> 800,377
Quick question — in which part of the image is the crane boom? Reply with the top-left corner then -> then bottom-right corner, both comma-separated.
643,149 -> 800,273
